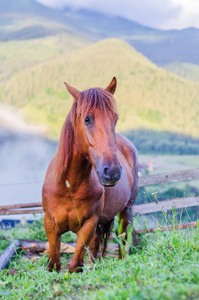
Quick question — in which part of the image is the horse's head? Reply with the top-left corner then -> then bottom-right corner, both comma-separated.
64,78 -> 122,187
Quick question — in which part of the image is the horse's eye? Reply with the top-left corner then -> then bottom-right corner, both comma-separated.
84,116 -> 91,125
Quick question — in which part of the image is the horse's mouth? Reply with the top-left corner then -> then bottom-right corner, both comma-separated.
99,177 -> 120,187
103,182 -> 118,187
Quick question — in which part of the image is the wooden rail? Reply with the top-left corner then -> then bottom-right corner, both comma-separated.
138,168 -> 199,187
0,202 -> 43,215
0,203 -> 42,210
133,196 -> 199,215
0,168 -> 199,216
0,209 -> 43,215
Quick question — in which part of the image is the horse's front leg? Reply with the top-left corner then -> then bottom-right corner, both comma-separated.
69,212 -> 100,273
44,213 -> 61,272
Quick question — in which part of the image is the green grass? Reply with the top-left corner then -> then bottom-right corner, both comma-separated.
126,130 -> 199,155
0,215 -> 199,299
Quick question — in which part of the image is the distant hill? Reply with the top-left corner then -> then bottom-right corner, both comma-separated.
0,0 -> 92,41
1,0 -> 199,65
164,62 -> 199,83
62,9 -> 199,65
1,39 -> 199,138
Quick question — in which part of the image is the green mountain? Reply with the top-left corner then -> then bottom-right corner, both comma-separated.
1,39 -> 199,138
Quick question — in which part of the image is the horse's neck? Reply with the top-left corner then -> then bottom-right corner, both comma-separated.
58,148 -> 92,190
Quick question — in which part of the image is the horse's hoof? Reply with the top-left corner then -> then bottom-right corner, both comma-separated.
69,261 -> 84,273
48,261 -> 61,273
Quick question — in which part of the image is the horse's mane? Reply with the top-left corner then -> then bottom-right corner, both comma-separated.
56,88 -> 118,178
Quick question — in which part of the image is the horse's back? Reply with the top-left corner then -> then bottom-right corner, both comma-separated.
116,133 -> 138,171
116,133 -> 138,207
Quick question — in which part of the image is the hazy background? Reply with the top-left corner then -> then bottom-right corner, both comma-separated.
38,0 -> 199,30
0,0 -> 199,221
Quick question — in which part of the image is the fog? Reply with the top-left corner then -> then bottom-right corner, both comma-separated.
0,127 -> 57,220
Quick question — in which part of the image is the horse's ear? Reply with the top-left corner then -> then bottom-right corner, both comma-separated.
64,82 -> 81,101
105,77 -> 117,95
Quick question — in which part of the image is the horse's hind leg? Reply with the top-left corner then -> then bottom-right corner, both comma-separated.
44,213 -> 61,272
88,219 -> 114,261
117,207 -> 137,259
101,219 -> 114,257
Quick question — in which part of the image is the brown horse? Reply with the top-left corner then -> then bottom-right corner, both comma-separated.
42,77 -> 138,273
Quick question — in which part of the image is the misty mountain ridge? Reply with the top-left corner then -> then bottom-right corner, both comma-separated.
1,0 -> 199,65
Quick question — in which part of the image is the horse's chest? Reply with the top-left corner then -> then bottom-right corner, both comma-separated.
54,187 -> 103,233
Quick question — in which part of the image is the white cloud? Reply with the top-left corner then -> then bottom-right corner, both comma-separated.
169,0 -> 199,29
37,0 -> 199,30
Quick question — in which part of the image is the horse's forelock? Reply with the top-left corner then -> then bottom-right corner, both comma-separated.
78,88 -> 118,118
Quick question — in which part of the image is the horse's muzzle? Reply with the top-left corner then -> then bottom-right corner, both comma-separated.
98,165 -> 122,187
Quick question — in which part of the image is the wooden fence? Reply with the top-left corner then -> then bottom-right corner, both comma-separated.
1,168 -> 199,223
134,168 -> 199,216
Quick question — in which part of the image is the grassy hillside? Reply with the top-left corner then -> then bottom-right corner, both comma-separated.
0,38 -> 199,139
164,62 -> 199,83
0,33 -> 90,83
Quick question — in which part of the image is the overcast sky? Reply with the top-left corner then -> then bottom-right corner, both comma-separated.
37,0 -> 199,30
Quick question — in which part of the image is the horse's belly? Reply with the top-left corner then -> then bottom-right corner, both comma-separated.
99,168 -> 132,223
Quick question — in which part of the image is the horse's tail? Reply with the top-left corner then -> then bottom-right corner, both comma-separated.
97,219 -> 114,257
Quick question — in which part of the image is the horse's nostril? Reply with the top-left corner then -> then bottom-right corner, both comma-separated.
104,167 -> 108,174
103,166 -> 111,179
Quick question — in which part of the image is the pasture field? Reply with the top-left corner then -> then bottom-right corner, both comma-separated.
0,216 -> 199,300
139,154 -> 199,174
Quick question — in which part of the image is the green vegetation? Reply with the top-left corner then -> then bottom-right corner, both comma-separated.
1,38 -> 199,139
126,129 -> 199,154
164,62 -> 199,83
0,216 -> 199,299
